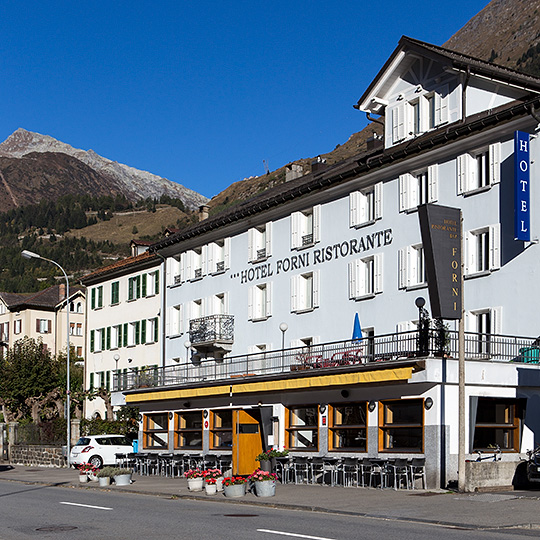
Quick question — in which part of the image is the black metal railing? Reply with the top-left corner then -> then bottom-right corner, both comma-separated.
113,329 -> 537,392
189,314 -> 234,345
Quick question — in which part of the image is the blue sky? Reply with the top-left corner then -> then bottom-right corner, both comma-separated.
0,1 -> 489,199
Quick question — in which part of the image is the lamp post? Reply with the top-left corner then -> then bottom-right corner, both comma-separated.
22,250 -> 71,467
279,323 -> 288,370
415,297 -> 427,357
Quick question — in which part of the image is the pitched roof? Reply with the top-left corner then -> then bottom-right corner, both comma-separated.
0,284 -> 84,311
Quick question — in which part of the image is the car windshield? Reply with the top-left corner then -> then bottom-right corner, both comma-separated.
74,437 -> 91,446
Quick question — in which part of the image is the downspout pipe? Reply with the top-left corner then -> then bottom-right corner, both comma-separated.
154,251 -> 167,372
461,66 -> 471,123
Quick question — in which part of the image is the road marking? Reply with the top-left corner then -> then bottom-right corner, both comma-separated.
60,502 -> 113,511
257,530 -> 336,540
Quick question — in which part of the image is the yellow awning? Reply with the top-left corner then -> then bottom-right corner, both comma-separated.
126,366 -> 413,404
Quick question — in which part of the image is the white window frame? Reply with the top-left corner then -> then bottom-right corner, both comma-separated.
349,253 -> 383,300
465,224 -> 500,277
146,318 -> 157,344
291,206 -> 320,250
167,304 -> 183,337
291,271 -> 320,313
14,319 -> 22,335
248,223 -> 272,262
186,247 -> 205,281
94,328 -> 104,352
207,238 -> 231,274
457,143 -> 501,195
350,183 -> 383,228
167,255 -> 182,287
465,306 -> 503,356
112,324 -> 121,349
248,282 -> 272,321
398,244 -> 427,289
399,165 -> 438,212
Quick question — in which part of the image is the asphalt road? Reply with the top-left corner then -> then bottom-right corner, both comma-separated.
0,481 -> 539,540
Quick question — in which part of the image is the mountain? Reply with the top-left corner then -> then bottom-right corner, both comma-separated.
0,128 -> 208,212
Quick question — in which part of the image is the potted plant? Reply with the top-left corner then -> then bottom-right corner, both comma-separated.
77,463 -> 97,483
112,467 -> 132,486
222,476 -> 247,498
184,469 -> 204,491
249,468 -> 277,497
203,468 -> 223,491
205,477 -> 218,495
96,467 -> 116,487
256,449 -> 289,472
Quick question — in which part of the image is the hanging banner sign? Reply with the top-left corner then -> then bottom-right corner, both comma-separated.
418,204 -> 462,320
515,131 -> 530,241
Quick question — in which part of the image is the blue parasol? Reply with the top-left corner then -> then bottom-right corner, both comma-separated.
352,313 -> 363,342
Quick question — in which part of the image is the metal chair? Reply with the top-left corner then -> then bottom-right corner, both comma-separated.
275,456 -> 292,484
409,458 -> 427,489
202,454 -> 219,470
387,458 -> 410,490
341,457 -> 361,487
218,455 -> 232,476
362,458 -> 386,488
291,456 -> 311,484
310,457 -> 339,486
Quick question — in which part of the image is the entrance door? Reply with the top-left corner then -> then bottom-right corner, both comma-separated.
232,409 -> 263,475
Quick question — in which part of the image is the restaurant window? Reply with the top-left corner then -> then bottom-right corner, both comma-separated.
210,410 -> 233,449
174,411 -> 203,449
286,406 -> 318,450
143,413 -> 169,449
473,398 -> 520,452
379,399 -> 423,452
329,403 -> 367,451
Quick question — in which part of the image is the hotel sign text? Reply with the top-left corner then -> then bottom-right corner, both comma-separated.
515,130 -> 530,242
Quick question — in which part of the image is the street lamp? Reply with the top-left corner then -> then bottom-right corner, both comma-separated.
22,249 -> 71,467
279,323 -> 288,370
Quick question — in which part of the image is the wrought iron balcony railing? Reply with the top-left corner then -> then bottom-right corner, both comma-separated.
113,329 -> 537,392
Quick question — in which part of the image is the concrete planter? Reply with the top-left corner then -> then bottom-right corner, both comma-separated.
254,480 -> 276,497
98,477 -> 111,487
223,483 -> 246,498
114,473 -> 132,486
187,477 -> 204,491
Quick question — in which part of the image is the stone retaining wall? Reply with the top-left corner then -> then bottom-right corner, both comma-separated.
10,445 -> 66,468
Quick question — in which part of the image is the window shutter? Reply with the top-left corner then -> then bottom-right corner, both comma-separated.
123,323 -> 128,347
466,231 -> 475,275
91,288 -> 96,309
265,223 -> 272,257
398,174 -> 411,212
36,319 -> 40,333
90,330 -> 95,353
434,85 -> 448,125
155,270 -> 160,295
248,228 -> 255,261
154,317 -> 159,342
374,182 -> 383,220
349,191 -> 360,227
141,274 -> 147,297
98,287 -> 103,307
89,373 -> 94,391
223,237 -> 231,269
265,282 -> 272,317
207,243 -> 216,274
392,104 -> 405,143
398,248 -> 407,289
166,257 -> 172,287
312,205 -> 321,243
312,271 -> 320,308
290,275 -> 298,312
348,260 -> 358,299
180,253 -> 186,283
166,307 -> 172,335
185,251 -> 193,280
491,306 -> 502,335
457,154 -> 472,194
136,276 -> 141,299
106,371 -> 111,391
291,212 -> 301,249
428,165 -> 439,203
128,278 -> 134,300
201,245 -> 208,277
141,319 -> 146,344
106,327 -> 111,350
135,321 -> 140,345
489,223 -> 501,270
100,330 -> 106,351
47,320 -> 52,334
374,253 -> 383,293
489,142 -> 501,185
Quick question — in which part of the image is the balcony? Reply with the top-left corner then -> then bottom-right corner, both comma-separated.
114,329 -> 537,392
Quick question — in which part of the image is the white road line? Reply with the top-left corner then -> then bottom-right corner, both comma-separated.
257,530 -> 336,540
60,502 -> 113,511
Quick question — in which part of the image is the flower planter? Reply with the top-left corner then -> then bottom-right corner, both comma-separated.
187,477 -> 204,491
98,477 -> 111,487
205,483 -> 217,495
254,480 -> 275,497
258,460 -> 272,472
216,477 -> 224,492
88,472 -> 98,482
78,474 -> 88,484
223,483 -> 246,498
114,473 -> 132,486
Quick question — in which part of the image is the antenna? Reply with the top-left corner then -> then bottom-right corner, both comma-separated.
263,160 -> 270,175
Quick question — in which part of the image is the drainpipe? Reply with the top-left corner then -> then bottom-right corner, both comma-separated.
366,112 -> 385,127
461,66 -> 471,122
154,252 -> 167,373
528,102 -> 540,124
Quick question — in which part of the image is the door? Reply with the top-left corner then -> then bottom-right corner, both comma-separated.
232,409 -> 263,475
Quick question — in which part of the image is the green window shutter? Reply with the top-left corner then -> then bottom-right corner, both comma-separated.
135,321 -> 140,345
89,372 -> 94,391
141,319 -> 146,344
90,330 -> 95,352
98,371 -> 104,388
106,371 -> 111,391
98,287 -> 103,308
111,282 -> 119,304
154,317 -> 159,342
142,274 -> 147,297
106,327 -> 111,350
136,276 -> 141,299
155,271 -> 160,295
91,289 -> 96,310
123,323 -> 128,347
101,329 -> 106,351
128,278 -> 134,301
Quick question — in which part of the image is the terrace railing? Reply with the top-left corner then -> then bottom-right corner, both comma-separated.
113,329 -> 536,392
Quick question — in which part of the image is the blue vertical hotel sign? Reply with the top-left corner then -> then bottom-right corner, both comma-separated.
515,130 -> 530,241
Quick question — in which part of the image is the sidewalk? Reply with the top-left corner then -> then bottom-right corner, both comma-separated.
1,464 -> 539,530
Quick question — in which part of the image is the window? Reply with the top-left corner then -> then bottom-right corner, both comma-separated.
168,304 -> 182,336
398,244 -> 426,289
208,239 -> 230,274
286,406 -> 318,450
399,165 -> 438,212
291,271 -> 319,313
465,224 -> 500,276
75,323 -> 83,336
128,276 -> 141,301
210,292 -> 228,315
146,317 -> 159,344
210,410 -> 233,449
291,206 -> 320,249
186,247 -> 204,281
248,282 -> 272,321
457,143 -> 501,194
473,398 -> 520,452
91,286 -> 103,309
143,413 -> 169,449
379,399 -> 424,452
329,403 -> 367,451
14,319 -> 21,335
76,346 -> 82,357
0,322 -> 8,341
70,322 -> 75,335
248,223 -> 272,262
174,411 -> 203,449
349,254 -> 383,299
168,255 -> 182,287
111,281 -> 120,305
111,325 -> 121,349
147,270 -> 160,296
127,321 -> 140,346
466,307 -> 502,356
36,319 -> 51,334
349,183 -> 383,228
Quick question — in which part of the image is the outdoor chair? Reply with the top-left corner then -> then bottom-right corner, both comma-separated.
275,456 -> 292,484
409,458 -> 427,489
362,458 -> 386,488
291,456 -> 311,484
310,457 -> 340,486
387,458 -> 410,490
341,457 -> 361,487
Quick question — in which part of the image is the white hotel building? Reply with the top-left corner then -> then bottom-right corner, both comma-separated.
88,37 -> 540,488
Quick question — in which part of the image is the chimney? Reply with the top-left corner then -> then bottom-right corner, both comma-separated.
59,283 -> 66,300
199,205 -> 209,222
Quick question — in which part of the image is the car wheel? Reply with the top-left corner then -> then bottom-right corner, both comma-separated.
89,455 -> 103,469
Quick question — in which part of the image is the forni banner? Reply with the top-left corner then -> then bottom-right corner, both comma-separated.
515,131 -> 530,241
418,204 -> 462,320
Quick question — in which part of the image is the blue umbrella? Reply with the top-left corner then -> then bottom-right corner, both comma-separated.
352,313 -> 363,342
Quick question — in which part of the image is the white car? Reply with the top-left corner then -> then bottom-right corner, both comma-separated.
70,434 -> 134,469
